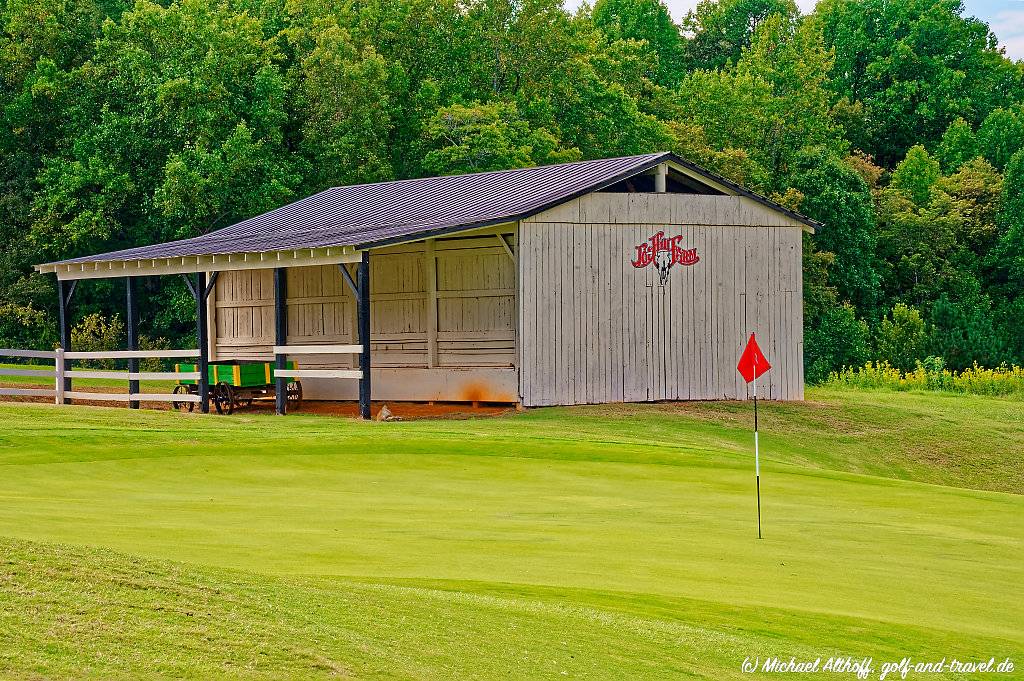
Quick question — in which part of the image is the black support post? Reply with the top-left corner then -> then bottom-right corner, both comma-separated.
57,279 -> 73,402
196,271 -> 209,414
274,267 -> 288,416
357,252 -> 371,420
126,277 -> 140,409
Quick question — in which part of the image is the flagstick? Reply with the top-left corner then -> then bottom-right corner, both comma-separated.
754,367 -> 762,540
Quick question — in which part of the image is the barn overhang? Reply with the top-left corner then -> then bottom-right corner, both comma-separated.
35,245 -> 365,281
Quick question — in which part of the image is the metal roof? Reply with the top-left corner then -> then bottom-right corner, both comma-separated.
40,152 -> 819,268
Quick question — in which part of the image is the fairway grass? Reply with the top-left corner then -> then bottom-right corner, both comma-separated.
0,387 -> 1021,678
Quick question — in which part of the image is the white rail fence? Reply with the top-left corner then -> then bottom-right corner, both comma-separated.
271,344 -> 362,380
0,348 -> 201,405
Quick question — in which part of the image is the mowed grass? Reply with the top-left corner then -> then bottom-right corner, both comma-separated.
0,387 -> 1021,679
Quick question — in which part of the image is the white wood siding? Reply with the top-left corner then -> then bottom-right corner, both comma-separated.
518,193 -> 804,406
212,232 -> 518,401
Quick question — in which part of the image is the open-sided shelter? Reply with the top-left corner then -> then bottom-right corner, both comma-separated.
35,152 -> 818,417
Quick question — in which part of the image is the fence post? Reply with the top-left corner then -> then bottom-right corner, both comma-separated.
54,348 -> 64,405
357,251 -> 371,420
274,267 -> 287,416
57,279 -> 74,403
126,277 -> 139,409
196,271 -> 209,414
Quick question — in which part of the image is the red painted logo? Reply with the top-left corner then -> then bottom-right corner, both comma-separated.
631,230 -> 699,285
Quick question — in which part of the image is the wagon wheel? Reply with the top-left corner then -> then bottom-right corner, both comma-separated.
286,381 -> 303,411
172,385 -> 195,413
213,382 -> 234,415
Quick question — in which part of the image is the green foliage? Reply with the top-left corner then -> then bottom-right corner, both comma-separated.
977,104 -> 1024,170
927,294 -> 1004,371
289,20 -> 399,190
816,0 -> 1022,166
890,145 -> 941,206
804,302 -> 870,384
681,0 -> 798,72
827,359 -> 1024,398
992,150 -> 1024,293
873,303 -> 927,372
0,303 -> 52,350
422,101 -> 579,175
789,148 -> 878,311
936,157 -> 1002,254
70,312 -> 124,369
592,0 -> 684,88
935,117 -> 978,173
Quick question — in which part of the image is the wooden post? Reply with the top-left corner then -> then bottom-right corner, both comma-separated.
54,347 -> 65,405
126,277 -> 140,409
357,251 -> 371,420
654,162 -> 667,193
274,267 -> 287,416
196,271 -> 209,414
56,279 -> 73,403
425,240 -> 438,368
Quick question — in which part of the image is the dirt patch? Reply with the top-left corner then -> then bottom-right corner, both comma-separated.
1,382 -> 516,420
298,401 -> 516,420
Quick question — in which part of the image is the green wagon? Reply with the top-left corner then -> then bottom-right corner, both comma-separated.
172,360 -> 302,414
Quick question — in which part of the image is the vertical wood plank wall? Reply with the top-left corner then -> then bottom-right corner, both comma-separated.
518,194 -> 805,406
214,233 -> 517,369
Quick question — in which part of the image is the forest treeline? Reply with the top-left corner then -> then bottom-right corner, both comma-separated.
1,0 -> 1022,380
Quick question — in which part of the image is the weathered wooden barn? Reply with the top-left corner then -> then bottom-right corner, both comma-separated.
35,152 -> 818,416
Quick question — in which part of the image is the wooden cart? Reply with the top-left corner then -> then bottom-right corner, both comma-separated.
172,361 -> 302,414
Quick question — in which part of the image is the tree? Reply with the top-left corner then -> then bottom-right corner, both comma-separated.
289,19 -> 399,190
873,303 -> 927,371
546,53 -> 673,159
936,157 -> 1002,256
789,148 -> 879,313
815,0 -> 1023,166
681,0 -> 798,72
26,0 -> 297,344
462,0 -> 580,99
935,117 -> 978,173
421,101 -> 579,175
592,0 -> 685,87
874,186 -> 959,309
977,104 -> 1024,171
928,293 -> 1005,370
733,14 -> 845,183
804,303 -> 870,383
991,150 -> 1024,297
890,145 -> 941,207
30,0 -> 296,253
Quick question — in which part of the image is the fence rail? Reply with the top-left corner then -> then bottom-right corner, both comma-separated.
0,347 -> 203,406
3,344 -> 363,412
272,344 -> 362,381
64,349 -> 200,360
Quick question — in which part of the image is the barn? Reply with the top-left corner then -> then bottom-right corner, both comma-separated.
35,152 -> 818,417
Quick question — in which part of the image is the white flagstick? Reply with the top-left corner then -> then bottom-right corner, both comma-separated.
754,359 -> 761,539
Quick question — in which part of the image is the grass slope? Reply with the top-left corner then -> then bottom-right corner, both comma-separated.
0,387 -> 1021,678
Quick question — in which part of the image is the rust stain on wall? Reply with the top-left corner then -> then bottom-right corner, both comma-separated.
458,381 -> 516,403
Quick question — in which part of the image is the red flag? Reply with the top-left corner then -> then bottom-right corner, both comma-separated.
737,333 -> 771,383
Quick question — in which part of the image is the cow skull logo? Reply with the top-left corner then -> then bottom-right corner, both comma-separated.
631,230 -> 700,285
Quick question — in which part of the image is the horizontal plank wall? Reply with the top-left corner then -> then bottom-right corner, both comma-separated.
213,231 -> 518,401
519,193 -> 804,406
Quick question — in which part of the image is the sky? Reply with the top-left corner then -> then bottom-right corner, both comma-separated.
566,0 -> 1024,61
